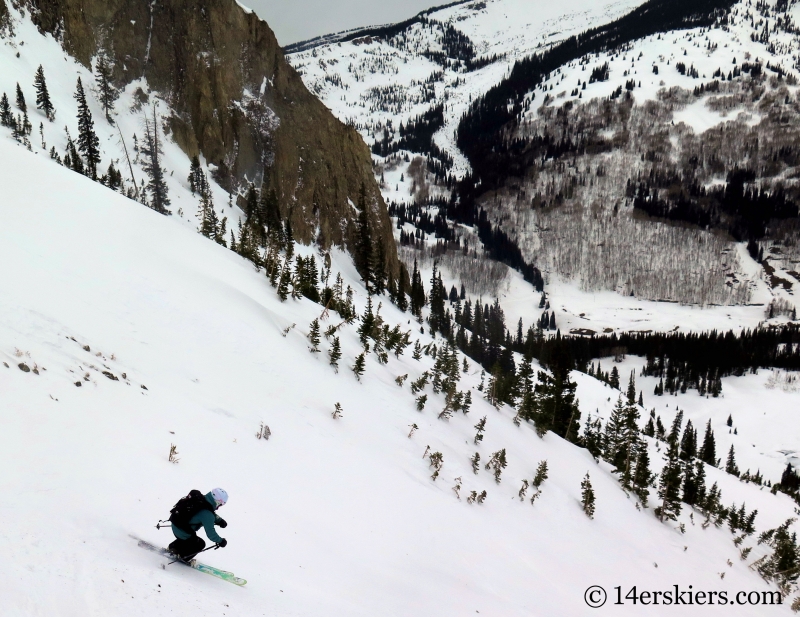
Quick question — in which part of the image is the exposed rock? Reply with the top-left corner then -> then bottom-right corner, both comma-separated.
102,370 -> 119,381
18,362 -> 30,372
19,0 -> 397,271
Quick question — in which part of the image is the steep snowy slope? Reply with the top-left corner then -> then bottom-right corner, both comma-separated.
2,126 -> 799,615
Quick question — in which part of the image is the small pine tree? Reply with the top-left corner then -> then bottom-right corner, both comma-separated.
352,352 -> 366,381
725,445 -> 740,477
609,366 -> 620,389
581,473 -> 596,518
188,155 -> 204,195
699,420 -> 717,466
470,452 -> 480,474
15,83 -> 26,113
415,394 -> 427,411
307,319 -> 321,353
33,66 -> 55,121
0,93 -> 11,126
94,54 -> 119,122
141,111 -> 170,213
485,449 -> 508,484
328,336 -> 341,372
74,78 -> 101,179
473,416 -> 486,445
332,402 -> 343,419
656,440 -> 684,522
532,460 -> 549,489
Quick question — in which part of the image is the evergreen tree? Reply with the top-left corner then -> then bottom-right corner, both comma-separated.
755,519 -> 800,592
582,414 -> 604,460
74,78 -> 101,179
410,259 -> 425,318
307,319 -> 321,353
581,473 -> 596,519
526,368 -> 581,442
188,155 -> 204,195
725,445 -> 740,477
141,112 -> 170,213
525,462 -> 547,495
396,265 -> 409,312
656,439 -> 683,522
15,83 -> 26,113
277,261 -> 291,301
679,419 -> 697,461
352,352 -> 366,381
355,184 -> 373,289
261,188 -> 283,247
94,55 -> 119,122
0,93 -> 11,127
609,366 -> 620,389
372,240 -> 387,295
328,336 -> 341,372
699,420 -> 717,466
632,447 -> 653,506
668,410 -> 684,445
33,66 -> 54,121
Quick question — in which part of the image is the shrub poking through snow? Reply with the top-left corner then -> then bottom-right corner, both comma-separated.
485,449 -> 507,484
581,473 -> 596,519
168,444 -> 180,464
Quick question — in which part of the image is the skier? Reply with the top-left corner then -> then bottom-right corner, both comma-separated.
168,488 -> 229,561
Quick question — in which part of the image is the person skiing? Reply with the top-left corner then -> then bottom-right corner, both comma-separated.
168,488 -> 229,562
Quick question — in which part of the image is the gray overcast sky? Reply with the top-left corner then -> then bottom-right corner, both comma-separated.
243,0 -> 439,46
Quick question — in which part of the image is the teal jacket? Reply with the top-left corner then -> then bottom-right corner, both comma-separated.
172,492 -> 225,543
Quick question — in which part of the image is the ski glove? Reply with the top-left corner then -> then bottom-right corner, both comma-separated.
218,538 -> 228,548
217,518 -> 227,528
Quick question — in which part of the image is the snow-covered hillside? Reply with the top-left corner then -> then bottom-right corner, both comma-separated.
290,0 -> 800,329
288,0 -> 648,181
3,111 -> 800,615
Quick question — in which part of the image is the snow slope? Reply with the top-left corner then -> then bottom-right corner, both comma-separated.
1,115 -> 799,616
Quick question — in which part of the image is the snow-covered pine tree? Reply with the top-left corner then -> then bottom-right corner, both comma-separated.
328,336 -> 341,372
352,352 -> 366,381
94,54 -> 119,122
699,420 -> 717,466
188,155 -> 204,195
532,460 -> 549,490
484,449 -> 507,484
632,447 -> 653,506
332,402 -> 343,419
656,439 -> 683,522
415,394 -> 427,411
141,111 -> 170,214
74,78 -> 101,179
0,93 -> 11,126
470,452 -> 480,474
15,83 -> 26,113
33,66 -> 54,121
307,319 -> 321,353
473,416 -> 486,445
725,445 -> 740,477
679,419 -> 697,461
581,473 -> 596,518
609,366 -> 620,389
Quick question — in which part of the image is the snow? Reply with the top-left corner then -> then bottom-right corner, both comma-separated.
288,0 -> 649,180
2,3 -> 800,614
2,121 -> 799,615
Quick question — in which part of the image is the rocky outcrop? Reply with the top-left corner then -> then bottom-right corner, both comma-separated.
18,0 -> 396,270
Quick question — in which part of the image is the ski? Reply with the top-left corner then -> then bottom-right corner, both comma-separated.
132,536 -> 247,586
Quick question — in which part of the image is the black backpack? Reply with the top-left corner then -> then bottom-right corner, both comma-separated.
169,490 -> 212,531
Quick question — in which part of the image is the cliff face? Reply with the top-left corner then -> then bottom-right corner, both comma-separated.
19,0 -> 396,269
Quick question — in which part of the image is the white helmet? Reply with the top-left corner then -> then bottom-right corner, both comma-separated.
211,487 -> 228,507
